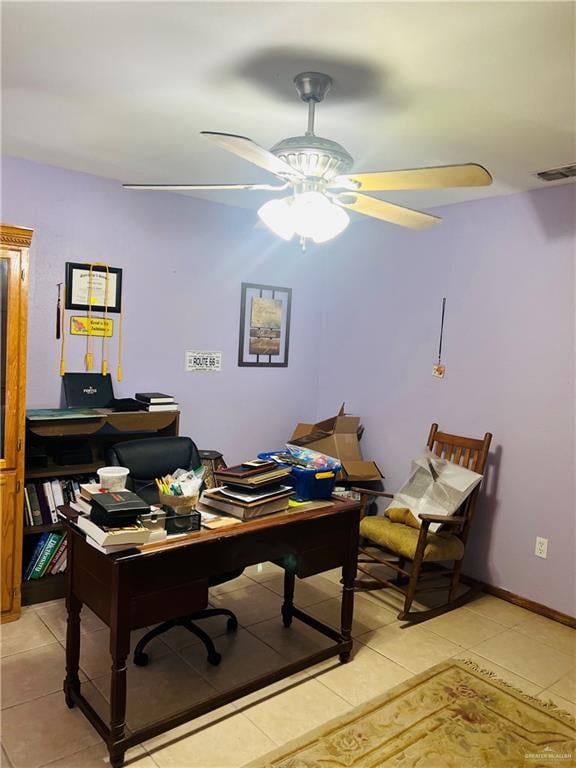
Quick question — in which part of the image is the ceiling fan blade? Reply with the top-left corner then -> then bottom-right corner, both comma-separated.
336,193 -> 441,229
201,132 -> 304,180
329,163 -> 492,192
123,182 -> 289,191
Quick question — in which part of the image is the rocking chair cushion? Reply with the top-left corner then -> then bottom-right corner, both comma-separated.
360,516 -> 465,562
385,506 -> 420,529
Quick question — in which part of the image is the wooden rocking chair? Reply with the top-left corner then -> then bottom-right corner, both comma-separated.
354,424 -> 492,623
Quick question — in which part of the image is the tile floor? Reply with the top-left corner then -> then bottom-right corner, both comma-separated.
1,563 -> 574,768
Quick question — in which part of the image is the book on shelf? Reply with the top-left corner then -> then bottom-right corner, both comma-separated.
34,483 -> 53,525
76,516 -> 151,546
46,536 -> 68,574
28,532 -> 64,580
41,481 -> 59,523
47,546 -> 67,574
139,403 -> 179,412
23,533 -> 50,580
59,479 -> 75,505
51,552 -> 67,574
25,483 -> 43,526
134,392 -> 175,404
23,486 -> 32,526
50,479 -> 65,509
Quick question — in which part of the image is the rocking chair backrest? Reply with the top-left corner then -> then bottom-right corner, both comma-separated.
427,424 -> 493,542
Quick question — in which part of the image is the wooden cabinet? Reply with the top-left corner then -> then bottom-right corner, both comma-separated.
22,410 -> 180,606
1,224 -> 32,623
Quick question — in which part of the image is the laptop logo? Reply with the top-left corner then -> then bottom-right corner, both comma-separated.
83,386 -> 98,395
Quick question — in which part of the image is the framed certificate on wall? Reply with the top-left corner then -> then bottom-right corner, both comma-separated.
65,262 -> 123,313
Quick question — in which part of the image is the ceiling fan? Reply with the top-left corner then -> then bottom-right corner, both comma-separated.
124,72 -> 492,246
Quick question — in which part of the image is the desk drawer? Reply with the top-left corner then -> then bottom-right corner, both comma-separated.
129,578 -> 208,629
292,544 -> 346,578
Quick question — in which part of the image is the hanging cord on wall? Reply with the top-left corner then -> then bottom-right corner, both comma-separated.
437,297 -> 446,366
56,283 -> 62,340
59,284 -> 67,376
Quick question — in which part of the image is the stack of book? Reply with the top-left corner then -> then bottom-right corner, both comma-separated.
198,460 -> 293,520
23,531 -> 68,580
77,515 -> 155,553
134,392 -> 178,412
214,461 -> 292,489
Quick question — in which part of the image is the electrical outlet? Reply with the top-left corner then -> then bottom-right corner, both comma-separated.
534,536 -> 548,559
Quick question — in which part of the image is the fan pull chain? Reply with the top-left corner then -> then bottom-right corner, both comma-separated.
432,297 -> 446,378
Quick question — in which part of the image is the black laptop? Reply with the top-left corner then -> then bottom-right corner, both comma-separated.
63,373 -> 144,412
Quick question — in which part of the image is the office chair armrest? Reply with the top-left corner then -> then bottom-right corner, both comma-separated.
350,488 -> 394,499
418,514 -> 467,524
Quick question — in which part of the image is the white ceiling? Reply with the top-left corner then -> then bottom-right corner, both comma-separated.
2,1 -> 575,213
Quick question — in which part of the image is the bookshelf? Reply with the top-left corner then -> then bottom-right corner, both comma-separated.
0,224 -> 32,624
21,409 -> 179,606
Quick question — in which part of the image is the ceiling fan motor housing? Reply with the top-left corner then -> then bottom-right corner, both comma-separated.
271,135 -> 353,180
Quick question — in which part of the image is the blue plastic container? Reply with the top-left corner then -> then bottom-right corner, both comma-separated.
258,451 -> 338,501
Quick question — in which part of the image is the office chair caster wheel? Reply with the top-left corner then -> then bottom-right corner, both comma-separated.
226,616 -> 238,632
208,651 -> 222,666
133,652 -> 149,667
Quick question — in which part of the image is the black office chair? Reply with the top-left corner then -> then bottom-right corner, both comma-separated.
108,436 -> 241,666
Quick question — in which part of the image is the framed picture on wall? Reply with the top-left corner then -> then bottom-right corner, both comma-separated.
238,283 -> 292,367
65,262 -> 123,313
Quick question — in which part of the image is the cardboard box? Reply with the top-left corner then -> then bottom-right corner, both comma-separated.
289,404 -> 383,482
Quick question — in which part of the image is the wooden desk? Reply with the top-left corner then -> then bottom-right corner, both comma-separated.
64,499 -> 360,767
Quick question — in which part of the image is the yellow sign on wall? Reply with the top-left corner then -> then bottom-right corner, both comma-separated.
70,316 -> 113,337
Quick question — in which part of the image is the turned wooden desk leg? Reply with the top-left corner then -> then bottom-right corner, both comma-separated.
282,569 -> 295,627
340,512 -> 360,663
109,589 -> 130,768
64,591 -> 82,708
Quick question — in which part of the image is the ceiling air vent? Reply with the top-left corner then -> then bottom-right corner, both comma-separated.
536,164 -> 576,181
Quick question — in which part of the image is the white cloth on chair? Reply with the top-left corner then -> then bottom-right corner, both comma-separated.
385,450 -> 483,532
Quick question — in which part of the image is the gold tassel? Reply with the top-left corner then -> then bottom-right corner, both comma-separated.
86,266 -> 95,371
59,284 -> 66,376
116,303 -> 124,381
100,264 -> 110,376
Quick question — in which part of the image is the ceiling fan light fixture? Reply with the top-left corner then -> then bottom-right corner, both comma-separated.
258,191 -> 350,244
257,198 -> 296,241
291,191 -> 350,242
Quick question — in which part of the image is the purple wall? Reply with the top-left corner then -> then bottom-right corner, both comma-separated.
316,185 -> 575,616
3,154 -> 574,614
1,155 -> 326,462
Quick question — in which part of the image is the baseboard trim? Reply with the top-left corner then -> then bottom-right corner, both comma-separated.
461,574 -> 576,628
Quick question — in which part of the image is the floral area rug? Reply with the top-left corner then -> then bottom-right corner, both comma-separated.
243,659 -> 575,768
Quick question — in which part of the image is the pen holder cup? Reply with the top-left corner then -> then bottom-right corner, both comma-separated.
158,492 -> 198,515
